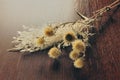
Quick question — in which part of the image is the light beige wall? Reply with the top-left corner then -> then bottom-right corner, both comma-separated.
0,0 -> 78,52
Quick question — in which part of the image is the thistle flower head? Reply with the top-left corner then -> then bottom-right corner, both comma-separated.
63,31 -> 76,43
69,50 -> 80,60
74,58 -> 84,68
72,40 -> 85,52
48,47 -> 61,59
44,26 -> 54,37
35,37 -> 45,46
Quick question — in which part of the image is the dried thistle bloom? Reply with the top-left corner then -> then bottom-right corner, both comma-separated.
48,47 -> 61,59
63,31 -> 76,43
69,50 -> 80,60
72,40 -> 85,52
44,26 -> 54,37
74,58 -> 84,68
35,37 -> 45,46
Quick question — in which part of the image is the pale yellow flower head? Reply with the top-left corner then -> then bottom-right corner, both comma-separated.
35,37 -> 45,46
72,40 -> 85,52
74,58 -> 84,68
69,50 -> 80,60
44,26 -> 54,37
48,47 -> 61,59
63,31 -> 76,43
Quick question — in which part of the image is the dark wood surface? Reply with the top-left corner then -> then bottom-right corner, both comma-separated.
0,0 -> 120,80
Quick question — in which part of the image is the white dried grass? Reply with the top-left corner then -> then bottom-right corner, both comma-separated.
8,18 -> 94,53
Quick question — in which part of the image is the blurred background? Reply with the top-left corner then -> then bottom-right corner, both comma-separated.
0,0 -> 120,80
0,0 -> 78,53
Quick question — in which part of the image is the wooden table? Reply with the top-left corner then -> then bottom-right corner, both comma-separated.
0,0 -> 120,80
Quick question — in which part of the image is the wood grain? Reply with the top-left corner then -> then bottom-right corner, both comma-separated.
0,0 -> 120,80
